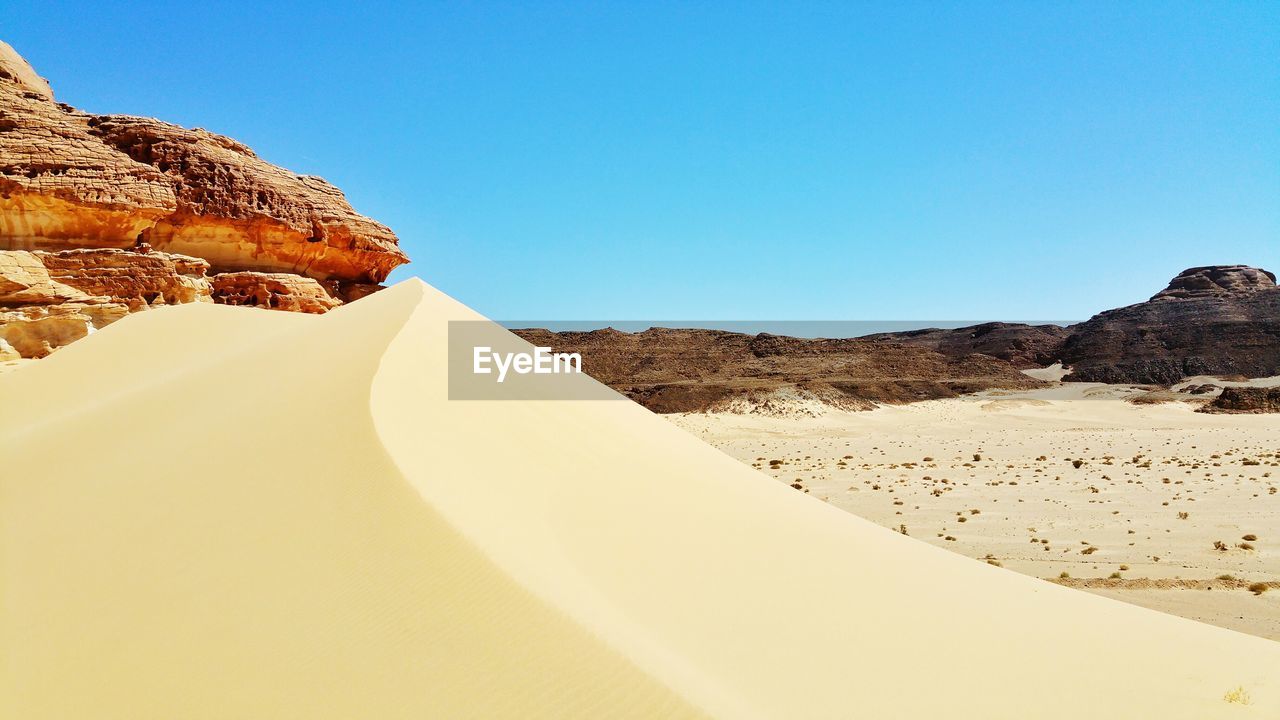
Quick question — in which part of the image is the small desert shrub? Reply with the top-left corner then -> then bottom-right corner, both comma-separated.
1177,511 -> 1188,520
1072,459 -> 1084,469
1224,686 -> 1251,705
1109,572 -> 1122,579
1248,582 -> 1268,596
1059,571 -> 1070,579
1213,540 -> 1228,551
1242,533 -> 1258,541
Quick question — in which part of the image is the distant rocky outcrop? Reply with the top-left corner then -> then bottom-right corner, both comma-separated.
1059,266 -> 1280,384
862,322 -> 1070,368
1152,265 -> 1276,300
513,327 -> 1045,413
1198,386 -> 1280,414
0,41 -> 409,358
517,264 -> 1280,413
862,266 -> 1280,385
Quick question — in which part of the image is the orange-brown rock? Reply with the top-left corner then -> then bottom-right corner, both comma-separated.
37,248 -> 211,310
211,272 -> 341,314
334,282 -> 387,303
0,250 -> 93,305
0,309 -> 93,358
0,247 -> 209,357
0,41 -> 407,284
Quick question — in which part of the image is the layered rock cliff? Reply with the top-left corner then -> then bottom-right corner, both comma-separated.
0,41 -> 409,358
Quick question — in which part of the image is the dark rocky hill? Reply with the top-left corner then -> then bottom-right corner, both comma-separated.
1058,266 -> 1279,384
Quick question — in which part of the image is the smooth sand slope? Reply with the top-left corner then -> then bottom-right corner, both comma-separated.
3,280 -> 1280,719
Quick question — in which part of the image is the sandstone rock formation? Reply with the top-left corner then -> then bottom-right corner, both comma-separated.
0,247 -> 209,356
1198,386 -> 1280,414
0,312 -> 93,359
0,41 -> 407,283
0,250 -> 92,305
212,272 -> 341,314
38,248 -> 211,309
0,40 -> 409,358
513,327 -> 1045,413
1060,265 -> 1280,384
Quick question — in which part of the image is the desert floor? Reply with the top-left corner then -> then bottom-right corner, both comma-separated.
670,378 -> 1280,641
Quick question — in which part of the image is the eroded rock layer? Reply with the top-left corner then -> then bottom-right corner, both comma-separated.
212,272 -> 342,314
38,248 -> 211,309
0,244 -> 378,357
0,247 -> 207,357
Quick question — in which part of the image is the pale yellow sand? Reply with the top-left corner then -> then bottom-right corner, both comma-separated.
672,382 -> 1280,642
3,280 -> 1280,718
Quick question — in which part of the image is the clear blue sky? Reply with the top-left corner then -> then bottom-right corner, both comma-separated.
9,2 -> 1277,320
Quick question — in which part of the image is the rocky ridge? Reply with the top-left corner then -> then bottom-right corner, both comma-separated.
520,264 -> 1280,413
861,322 -> 1070,369
0,41 -> 408,358
512,327 -> 1046,414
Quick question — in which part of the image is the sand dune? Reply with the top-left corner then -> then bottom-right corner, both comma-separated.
4,279 -> 1280,718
